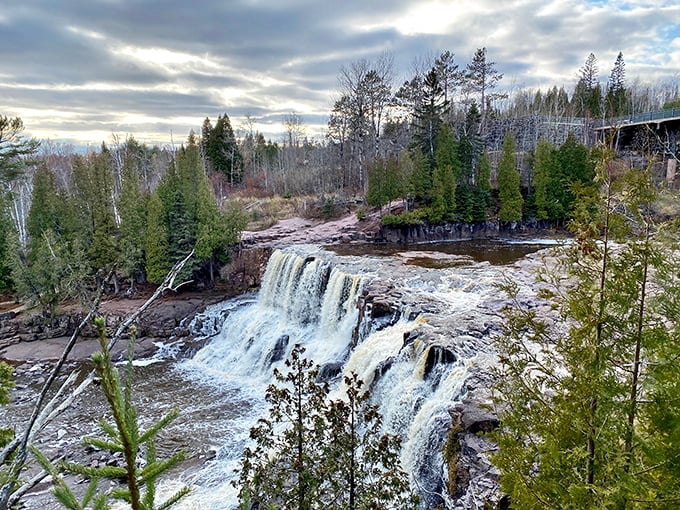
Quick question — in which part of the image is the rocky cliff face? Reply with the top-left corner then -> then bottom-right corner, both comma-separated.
378,219 -> 565,244
350,248 -> 557,508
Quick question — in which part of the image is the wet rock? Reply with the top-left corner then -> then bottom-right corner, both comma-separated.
446,401 -> 502,507
373,357 -> 394,384
0,311 -> 16,321
318,362 -> 343,381
370,299 -> 394,319
423,345 -> 457,380
266,334 -> 290,364
451,401 -> 500,434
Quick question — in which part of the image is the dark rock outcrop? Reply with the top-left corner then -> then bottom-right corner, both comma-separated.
266,334 -> 290,365
379,221 -> 501,244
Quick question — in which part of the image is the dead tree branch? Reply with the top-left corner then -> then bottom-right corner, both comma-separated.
0,250 -> 195,510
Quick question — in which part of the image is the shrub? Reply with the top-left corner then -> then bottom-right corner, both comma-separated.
381,209 -> 427,227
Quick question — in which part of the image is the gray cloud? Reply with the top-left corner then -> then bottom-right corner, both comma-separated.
1,0 -> 678,145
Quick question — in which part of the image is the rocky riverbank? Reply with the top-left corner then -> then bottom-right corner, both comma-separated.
0,292 -> 226,363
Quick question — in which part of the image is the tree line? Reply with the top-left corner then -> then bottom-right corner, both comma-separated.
1,48 -> 678,305
0,119 -> 247,313
366,127 -> 595,227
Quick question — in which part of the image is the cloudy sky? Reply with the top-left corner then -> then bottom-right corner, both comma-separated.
1,0 -> 679,148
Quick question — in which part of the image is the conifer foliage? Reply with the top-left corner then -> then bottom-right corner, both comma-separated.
237,345 -> 418,510
497,132 -> 523,222
491,151 -> 680,508
33,318 -> 189,510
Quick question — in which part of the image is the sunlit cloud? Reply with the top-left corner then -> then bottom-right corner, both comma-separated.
357,1 -> 461,35
66,25 -> 107,40
0,0 -> 678,146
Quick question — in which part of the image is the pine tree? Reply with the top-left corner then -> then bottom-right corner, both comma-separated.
68,150 -> 118,272
531,139 -> 560,220
203,114 -> 243,186
470,151 -> 492,222
322,373 -> 418,510
465,48 -> 505,134
238,345 -> 330,509
434,50 -> 462,109
497,132 -> 523,222
12,165 -> 90,314
117,148 -> 147,286
430,124 -> 458,223
413,69 -> 447,166
0,116 -> 39,185
405,148 -> 431,203
573,53 -> 601,118
556,131 -> 595,215
606,52 -> 628,118
237,346 -> 417,510
33,318 -> 189,510
143,193 -> 170,285
195,177 -> 246,282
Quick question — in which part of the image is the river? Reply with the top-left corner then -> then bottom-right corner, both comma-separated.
5,239 -> 554,509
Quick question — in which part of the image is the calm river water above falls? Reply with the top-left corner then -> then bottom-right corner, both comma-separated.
7,239 -> 555,510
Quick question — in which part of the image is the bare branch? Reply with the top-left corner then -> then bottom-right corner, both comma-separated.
0,250 -> 195,509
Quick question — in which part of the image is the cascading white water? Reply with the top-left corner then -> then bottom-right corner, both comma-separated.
187,249 -> 365,382
170,246 -> 509,509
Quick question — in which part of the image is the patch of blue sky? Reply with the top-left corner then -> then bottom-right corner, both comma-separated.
584,1 -> 673,11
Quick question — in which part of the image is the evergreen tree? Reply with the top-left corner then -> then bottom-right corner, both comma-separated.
0,116 -> 39,292
0,116 -> 39,184
531,139 -> 560,220
605,52 -> 628,117
556,131 -> 595,214
322,373 -> 418,510
238,345 -> 330,509
13,165 -> 90,314
430,124 -> 458,223
0,361 -> 13,448
195,179 -> 247,282
237,345 -> 417,510
465,48 -> 505,134
88,148 -> 118,272
573,53 -> 601,118
34,318 -> 189,510
143,193 -> 170,285
0,201 -> 12,293
413,69 -> 447,166
497,132 -> 523,222
117,147 -> 147,286
203,114 -> 243,186
476,151 -> 492,196
405,148 -> 431,203
69,150 -> 118,272
367,156 -> 402,215
491,154 -> 680,508
25,165 -> 61,256
470,151 -> 492,222
434,50 -> 462,109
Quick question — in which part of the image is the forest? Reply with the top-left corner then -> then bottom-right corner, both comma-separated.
1,49 -> 677,311
1,49 -> 679,306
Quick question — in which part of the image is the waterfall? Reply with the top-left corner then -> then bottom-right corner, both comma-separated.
173,246 -> 494,509
187,249 -> 365,382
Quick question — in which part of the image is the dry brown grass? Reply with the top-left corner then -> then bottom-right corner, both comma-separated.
224,194 -> 319,231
